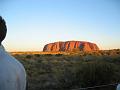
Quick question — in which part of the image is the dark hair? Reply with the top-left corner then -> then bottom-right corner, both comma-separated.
0,16 -> 7,45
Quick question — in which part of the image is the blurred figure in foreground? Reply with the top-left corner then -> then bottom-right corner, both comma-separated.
0,16 -> 26,90
117,84 -> 120,90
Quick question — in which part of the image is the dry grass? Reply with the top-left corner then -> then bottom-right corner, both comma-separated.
10,51 -> 66,55
11,49 -> 120,90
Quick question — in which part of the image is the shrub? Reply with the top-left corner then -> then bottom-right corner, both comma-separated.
55,54 -> 63,56
34,54 -> 40,57
75,60 -> 120,88
26,55 -> 32,59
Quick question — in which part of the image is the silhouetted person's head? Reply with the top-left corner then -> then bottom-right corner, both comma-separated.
0,16 -> 7,45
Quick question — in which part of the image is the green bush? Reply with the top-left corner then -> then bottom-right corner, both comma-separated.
26,55 -> 32,59
75,61 -> 120,88
34,54 -> 40,57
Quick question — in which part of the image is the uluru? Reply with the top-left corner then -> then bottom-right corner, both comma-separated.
43,41 -> 99,52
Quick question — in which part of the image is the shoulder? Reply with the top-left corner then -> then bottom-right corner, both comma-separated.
117,84 -> 120,90
0,46 -> 26,75
1,50 -> 26,74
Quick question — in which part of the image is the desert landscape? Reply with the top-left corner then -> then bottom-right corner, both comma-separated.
10,41 -> 120,90
1,0 -> 120,90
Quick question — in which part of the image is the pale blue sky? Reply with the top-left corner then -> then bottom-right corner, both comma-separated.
0,0 -> 120,51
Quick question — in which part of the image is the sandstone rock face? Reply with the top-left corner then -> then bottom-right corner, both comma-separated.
43,41 -> 99,52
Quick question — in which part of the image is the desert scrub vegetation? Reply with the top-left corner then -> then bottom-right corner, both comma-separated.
12,49 -> 120,90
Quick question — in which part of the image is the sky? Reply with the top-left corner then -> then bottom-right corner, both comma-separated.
0,0 -> 120,51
